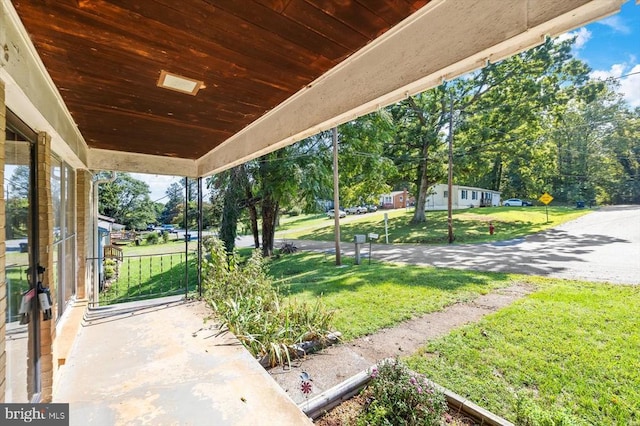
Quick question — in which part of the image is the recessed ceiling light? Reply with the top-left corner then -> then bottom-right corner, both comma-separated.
157,70 -> 205,96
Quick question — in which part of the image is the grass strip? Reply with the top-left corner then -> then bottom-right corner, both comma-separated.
278,207 -> 591,244
269,252 -> 518,340
405,279 -> 640,425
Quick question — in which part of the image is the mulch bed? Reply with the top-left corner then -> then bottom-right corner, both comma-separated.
313,393 -> 481,426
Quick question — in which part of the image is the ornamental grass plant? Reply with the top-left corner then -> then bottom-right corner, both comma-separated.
202,236 -> 335,367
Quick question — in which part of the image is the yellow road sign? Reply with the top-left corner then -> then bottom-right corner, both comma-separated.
539,192 -> 553,205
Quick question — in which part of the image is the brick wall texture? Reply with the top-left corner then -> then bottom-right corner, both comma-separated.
0,78 -> 7,403
37,132 -> 55,402
76,170 -> 91,300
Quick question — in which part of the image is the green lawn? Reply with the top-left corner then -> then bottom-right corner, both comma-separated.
268,252 -> 639,423
99,247 -> 198,304
268,252 -> 518,340
277,207 -> 591,244
405,279 -> 640,425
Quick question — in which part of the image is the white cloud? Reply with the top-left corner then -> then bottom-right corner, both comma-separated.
131,173 -> 181,203
619,64 -> 640,108
590,63 -> 640,108
597,15 -> 631,34
556,27 -> 592,50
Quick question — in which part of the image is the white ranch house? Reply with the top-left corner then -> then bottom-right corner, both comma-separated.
425,184 -> 501,210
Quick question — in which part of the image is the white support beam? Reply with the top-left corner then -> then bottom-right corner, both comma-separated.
87,148 -> 197,177
197,0 -> 625,177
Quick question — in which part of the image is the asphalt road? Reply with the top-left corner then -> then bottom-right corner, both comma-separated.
266,205 -> 640,285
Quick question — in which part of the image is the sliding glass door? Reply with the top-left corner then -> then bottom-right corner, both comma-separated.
5,112 -> 40,402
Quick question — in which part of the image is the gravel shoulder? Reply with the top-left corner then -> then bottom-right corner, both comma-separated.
269,282 -> 535,405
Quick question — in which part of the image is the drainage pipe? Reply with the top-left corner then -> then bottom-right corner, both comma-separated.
91,171 -> 116,307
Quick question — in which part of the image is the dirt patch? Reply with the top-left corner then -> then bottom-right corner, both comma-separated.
269,283 -> 536,405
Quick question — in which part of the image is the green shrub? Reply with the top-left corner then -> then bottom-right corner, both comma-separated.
161,230 -> 170,243
358,360 -> 447,426
202,236 -> 335,367
145,232 -> 159,245
103,258 -> 117,281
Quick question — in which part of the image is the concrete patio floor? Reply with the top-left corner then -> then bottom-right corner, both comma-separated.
53,296 -> 311,425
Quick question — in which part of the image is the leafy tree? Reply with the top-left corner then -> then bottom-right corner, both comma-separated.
338,112 -> 395,206
547,78 -> 639,204
384,36 -> 597,224
208,132 -> 334,256
455,37 -> 596,201
160,182 -> 183,225
8,165 -> 30,199
98,172 -> 156,230
173,178 -> 199,229
387,87 -> 450,223
6,166 -> 30,239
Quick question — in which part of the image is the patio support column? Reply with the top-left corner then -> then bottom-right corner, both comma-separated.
332,127 -> 341,266
36,132 -> 54,402
76,170 -> 92,300
197,177 -> 202,297
183,177 -> 188,298
0,78 -> 7,402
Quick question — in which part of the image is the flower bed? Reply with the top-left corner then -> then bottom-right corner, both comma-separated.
306,360 -> 512,426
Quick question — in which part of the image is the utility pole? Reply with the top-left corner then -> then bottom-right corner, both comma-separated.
447,92 -> 454,244
332,127 -> 342,265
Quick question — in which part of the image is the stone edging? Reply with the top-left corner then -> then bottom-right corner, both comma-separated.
300,360 -> 514,426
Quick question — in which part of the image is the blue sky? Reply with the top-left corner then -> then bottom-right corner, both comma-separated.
558,0 -> 640,107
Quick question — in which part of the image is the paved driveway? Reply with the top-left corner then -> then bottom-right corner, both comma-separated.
282,206 -> 640,285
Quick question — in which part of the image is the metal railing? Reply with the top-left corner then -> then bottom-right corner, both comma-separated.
5,264 -> 30,323
91,250 -> 198,305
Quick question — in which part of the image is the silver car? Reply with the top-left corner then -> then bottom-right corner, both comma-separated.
327,209 -> 347,218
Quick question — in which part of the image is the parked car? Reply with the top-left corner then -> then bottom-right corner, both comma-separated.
160,224 -> 178,233
345,206 -> 367,214
327,209 -> 346,218
502,198 -> 532,207
366,204 -> 378,212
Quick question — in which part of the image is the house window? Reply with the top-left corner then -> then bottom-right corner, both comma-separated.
51,156 -> 76,319
461,190 -> 468,200
443,191 -> 448,198
399,196 -> 403,202
472,191 -> 477,200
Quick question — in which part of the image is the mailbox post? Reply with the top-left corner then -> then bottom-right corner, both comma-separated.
354,234 -> 366,265
368,233 -> 379,265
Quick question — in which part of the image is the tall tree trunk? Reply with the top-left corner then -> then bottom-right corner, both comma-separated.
248,203 -> 259,249
219,166 -> 244,253
261,196 -> 279,257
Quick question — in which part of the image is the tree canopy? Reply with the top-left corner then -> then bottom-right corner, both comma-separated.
98,173 -> 157,230
207,34 -> 640,253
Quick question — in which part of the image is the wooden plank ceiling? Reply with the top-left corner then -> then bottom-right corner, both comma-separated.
12,0 -> 429,160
